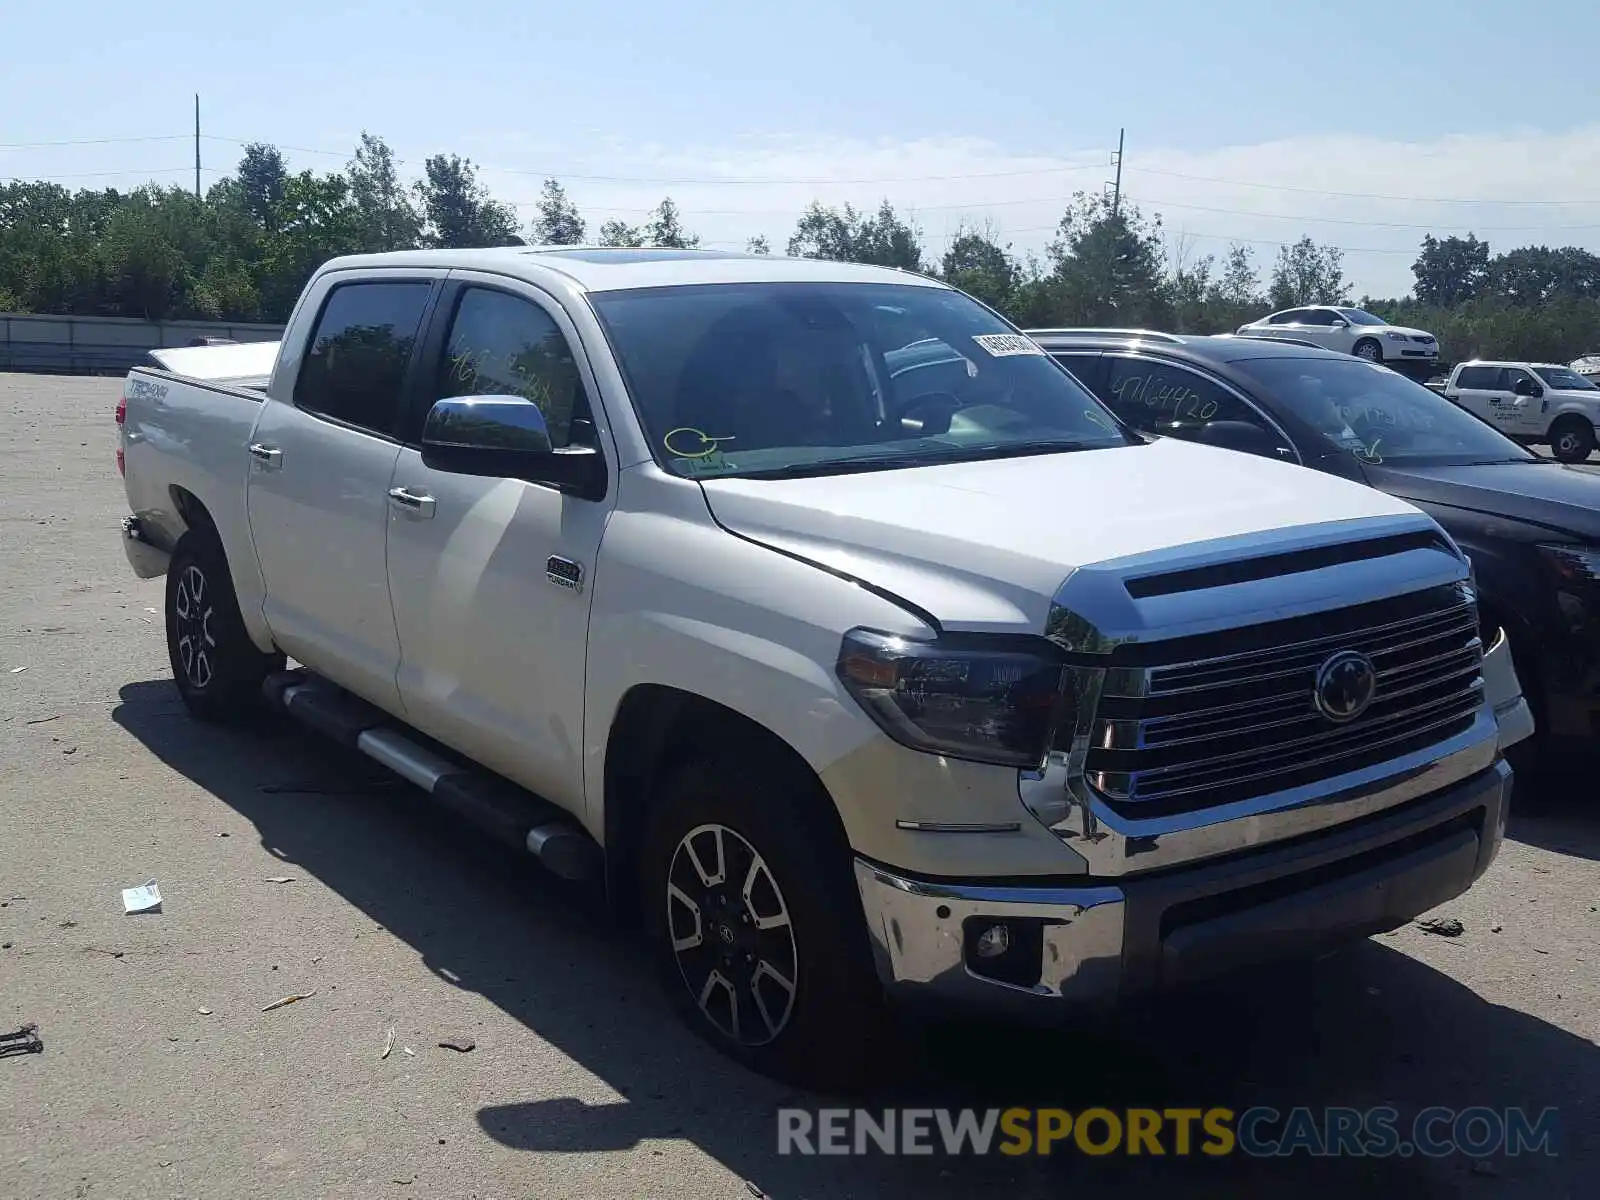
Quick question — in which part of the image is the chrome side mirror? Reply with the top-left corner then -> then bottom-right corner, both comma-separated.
422,395 -> 553,455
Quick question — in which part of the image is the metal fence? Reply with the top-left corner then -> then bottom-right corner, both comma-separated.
0,312 -> 285,376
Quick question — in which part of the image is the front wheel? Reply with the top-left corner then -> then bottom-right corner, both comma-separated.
1550,418 -> 1597,463
165,530 -> 284,722
641,750 -> 884,1090
1353,338 -> 1382,362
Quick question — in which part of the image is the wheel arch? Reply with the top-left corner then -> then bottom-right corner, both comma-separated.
601,684 -> 849,920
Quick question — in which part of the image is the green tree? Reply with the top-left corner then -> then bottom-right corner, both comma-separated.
1412,234 -> 1490,308
1165,235 -> 1215,333
98,197 -> 189,319
940,223 -> 1020,311
745,234 -> 771,255
530,179 -> 585,245
1483,245 -> 1600,306
597,219 -> 644,247
786,199 -> 922,268
237,143 -> 287,231
417,154 -> 519,248
641,197 -> 699,248
1268,236 -> 1349,308
1044,192 -> 1170,326
346,132 -> 421,253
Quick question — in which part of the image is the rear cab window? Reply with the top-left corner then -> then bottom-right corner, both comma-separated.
294,281 -> 433,436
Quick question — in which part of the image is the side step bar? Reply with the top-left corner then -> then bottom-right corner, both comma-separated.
262,671 -> 602,882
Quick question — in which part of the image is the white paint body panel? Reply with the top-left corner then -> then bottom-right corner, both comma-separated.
1444,361 -> 1600,441
120,247 -> 1460,878
701,437 -> 1419,631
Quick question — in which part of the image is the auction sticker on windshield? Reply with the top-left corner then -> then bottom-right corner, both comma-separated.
972,333 -> 1046,357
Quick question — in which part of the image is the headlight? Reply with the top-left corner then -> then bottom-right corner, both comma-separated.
1537,543 -> 1600,585
1385,331 -> 1409,341
836,628 -> 1067,768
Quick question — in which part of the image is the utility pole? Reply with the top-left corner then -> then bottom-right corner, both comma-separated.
1110,127 -> 1124,219
194,94 -> 201,199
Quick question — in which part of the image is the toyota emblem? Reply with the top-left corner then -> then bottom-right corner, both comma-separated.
1314,651 -> 1378,723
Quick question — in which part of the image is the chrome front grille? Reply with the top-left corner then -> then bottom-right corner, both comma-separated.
1075,583 -> 1484,815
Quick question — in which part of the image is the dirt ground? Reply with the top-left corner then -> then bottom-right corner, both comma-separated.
1,372 -> 1596,1200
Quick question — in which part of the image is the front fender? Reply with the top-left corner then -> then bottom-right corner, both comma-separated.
581,468 -> 1089,878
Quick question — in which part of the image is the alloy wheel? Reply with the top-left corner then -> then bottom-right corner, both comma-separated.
173,563 -> 216,690
665,823 -> 798,1047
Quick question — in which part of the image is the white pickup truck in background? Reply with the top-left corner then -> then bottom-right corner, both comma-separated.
1441,359 -> 1600,462
118,246 -> 1512,1087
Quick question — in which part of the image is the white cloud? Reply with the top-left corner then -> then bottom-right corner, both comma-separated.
470,126 -> 1600,297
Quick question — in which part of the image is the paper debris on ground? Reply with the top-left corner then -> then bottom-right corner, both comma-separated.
381,1025 -> 396,1060
9,666 -> 28,673
197,1007 -> 213,1015
261,989 -> 317,1012
121,880 -> 162,914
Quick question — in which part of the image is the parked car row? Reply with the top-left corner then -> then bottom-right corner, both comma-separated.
117,247 -> 1544,1086
1030,328 -> 1600,752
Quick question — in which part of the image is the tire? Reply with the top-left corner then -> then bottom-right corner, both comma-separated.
165,529 -> 284,722
1549,417 -> 1596,463
640,749 -> 885,1090
1353,338 -> 1382,362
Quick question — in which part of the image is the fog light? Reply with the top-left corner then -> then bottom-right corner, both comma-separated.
974,923 -> 1010,959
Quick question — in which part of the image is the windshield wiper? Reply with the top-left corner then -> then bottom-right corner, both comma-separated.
731,439 -> 1108,480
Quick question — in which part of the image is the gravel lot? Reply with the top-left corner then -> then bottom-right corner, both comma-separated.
1,372 -> 1596,1199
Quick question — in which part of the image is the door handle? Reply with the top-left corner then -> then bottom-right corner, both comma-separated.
387,487 -> 437,519
248,443 -> 282,469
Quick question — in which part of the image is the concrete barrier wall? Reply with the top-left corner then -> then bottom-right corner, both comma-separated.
0,313 -> 285,376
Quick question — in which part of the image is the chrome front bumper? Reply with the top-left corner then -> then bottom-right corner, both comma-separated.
853,756 -> 1511,1012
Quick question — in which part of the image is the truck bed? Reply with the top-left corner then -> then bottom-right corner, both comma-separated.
119,364 -> 273,644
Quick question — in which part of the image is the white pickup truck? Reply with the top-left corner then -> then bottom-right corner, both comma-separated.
117,247 -> 1511,1086
1441,359 -> 1600,462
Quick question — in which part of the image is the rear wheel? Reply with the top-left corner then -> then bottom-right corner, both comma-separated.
641,749 -> 884,1090
1353,338 -> 1382,362
165,530 -> 283,722
1550,417 -> 1596,463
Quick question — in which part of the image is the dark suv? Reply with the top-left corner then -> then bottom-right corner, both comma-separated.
1029,328 -> 1600,748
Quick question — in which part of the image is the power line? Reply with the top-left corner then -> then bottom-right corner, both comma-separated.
1123,194 -> 1600,233
0,166 -> 197,182
0,134 -> 189,149
200,134 -> 1106,186
1126,164 -> 1600,207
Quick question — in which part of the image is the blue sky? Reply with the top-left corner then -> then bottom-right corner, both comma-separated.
5,0 -> 1599,295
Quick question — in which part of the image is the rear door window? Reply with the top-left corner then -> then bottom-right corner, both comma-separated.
1100,356 -> 1276,439
294,281 -> 432,436
1454,366 -> 1499,390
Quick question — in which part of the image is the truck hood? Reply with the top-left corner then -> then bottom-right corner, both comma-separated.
1364,459 -> 1600,540
699,438 -> 1423,631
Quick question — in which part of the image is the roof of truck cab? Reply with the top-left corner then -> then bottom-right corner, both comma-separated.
315,246 -> 945,292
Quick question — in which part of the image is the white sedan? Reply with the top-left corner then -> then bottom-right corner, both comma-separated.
1237,306 -> 1439,366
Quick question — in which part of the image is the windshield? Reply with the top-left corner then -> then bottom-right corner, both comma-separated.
1336,308 -> 1389,326
1233,356 -> 1536,467
590,282 -> 1131,479
1535,367 -> 1599,391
